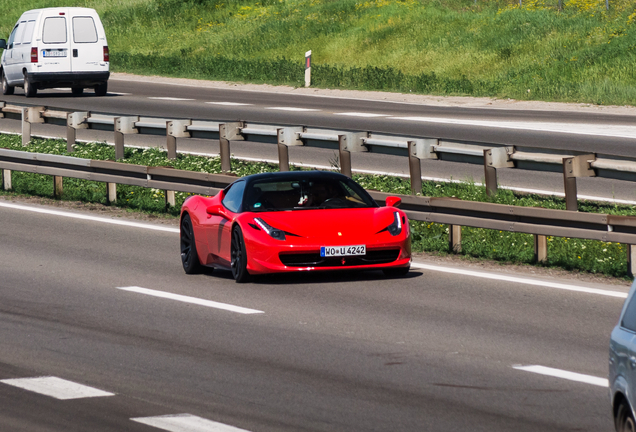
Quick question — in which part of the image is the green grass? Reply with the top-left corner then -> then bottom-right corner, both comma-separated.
1,134 -> 633,278
4,0 -> 636,103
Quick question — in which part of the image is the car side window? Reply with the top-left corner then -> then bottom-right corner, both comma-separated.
622,295 -> 636,332
222,181 -> 246,213
13,23 -> 25,47
7,26 -> 17,49
21,21 -> 35,45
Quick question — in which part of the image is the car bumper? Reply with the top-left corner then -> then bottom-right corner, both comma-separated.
245,235 -> 412,275
26,71 -> 110,89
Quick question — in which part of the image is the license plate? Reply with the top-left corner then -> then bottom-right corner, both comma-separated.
43,50 -> 67,58
320,245 -> 366,257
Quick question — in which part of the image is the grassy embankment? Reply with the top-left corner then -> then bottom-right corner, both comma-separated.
3,0 -> 636,104
0,134 -> 632,278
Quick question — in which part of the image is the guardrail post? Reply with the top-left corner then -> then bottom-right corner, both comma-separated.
66,111 -> 89,153
534,235 -> 548,263
484,147 -> 515,196
562,154 -> 596,211
628,245 -> 636,278
166,120 -> 191,160
277,127 -> 303,172
219,122 -> 244,173
1,169 -> 11,190
408,139 -> 437,194
338,132 -> 367,178
449,225 -> 462,253
114,116 -> 139,160
165,190 -> 176,207
53,176 -> 63,199
21,106 -> 44,146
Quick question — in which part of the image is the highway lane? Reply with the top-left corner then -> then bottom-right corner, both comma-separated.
0,201 -> 626,431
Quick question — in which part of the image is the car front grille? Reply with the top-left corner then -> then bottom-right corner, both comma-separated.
279,248 -> 400,267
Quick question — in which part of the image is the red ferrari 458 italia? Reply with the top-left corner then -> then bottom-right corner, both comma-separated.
180,171 -> 411,282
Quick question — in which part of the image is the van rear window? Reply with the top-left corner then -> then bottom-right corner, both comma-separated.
43,17 -> 67,44
73,17 -> 98,43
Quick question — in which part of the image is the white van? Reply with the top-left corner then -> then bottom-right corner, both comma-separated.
0,7 -> 109,98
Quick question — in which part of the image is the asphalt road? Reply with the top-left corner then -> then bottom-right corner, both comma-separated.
3,77 -> 636,203
0,201 -> 627,431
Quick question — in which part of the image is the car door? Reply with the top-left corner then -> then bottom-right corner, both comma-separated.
4,23 -> 22,82
70,15 -> 102,73
39,15 -> 72,74
204,181 -> 245,266
612,293 -> 636,403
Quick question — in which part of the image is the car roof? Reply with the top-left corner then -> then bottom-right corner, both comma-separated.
240,171 -> 352,185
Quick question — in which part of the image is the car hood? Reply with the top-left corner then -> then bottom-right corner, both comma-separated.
248,207 -> 399,242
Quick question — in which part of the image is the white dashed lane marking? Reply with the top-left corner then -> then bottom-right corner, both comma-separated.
132,414 -> 252,432
0,376 -> 115,400
265,107 -> 321,111
513,365 -> 609,387
117,286 -> 264,315
148,97 -> 195,101
206,101 -> 253,106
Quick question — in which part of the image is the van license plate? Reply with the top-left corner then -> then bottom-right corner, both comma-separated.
320,245 -> 366,257
43,50 -> 67,58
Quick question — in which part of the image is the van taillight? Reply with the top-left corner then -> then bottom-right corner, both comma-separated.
31,47 -> 38,63
103,46 -> 109,62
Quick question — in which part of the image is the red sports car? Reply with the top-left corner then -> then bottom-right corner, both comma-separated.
180,171 -> 411,282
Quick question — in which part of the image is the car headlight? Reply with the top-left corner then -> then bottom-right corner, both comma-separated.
378,211 -> 402,236
253,217 -> 286,241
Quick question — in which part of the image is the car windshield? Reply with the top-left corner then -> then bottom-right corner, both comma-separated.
244,177 -> 376,212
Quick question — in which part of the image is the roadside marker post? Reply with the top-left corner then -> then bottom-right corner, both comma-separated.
305,50 -> 311,88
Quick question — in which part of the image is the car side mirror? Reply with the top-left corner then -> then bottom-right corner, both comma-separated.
206,204 -> 223,215
0,39 -> 6,50
385,196 -> 401,207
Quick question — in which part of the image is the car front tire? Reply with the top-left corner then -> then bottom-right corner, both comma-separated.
231,225 -> 250,283
2,71 -> 13,95
616,400 -> 636,432
180,214 -> 202,274
72,87 -> 84,95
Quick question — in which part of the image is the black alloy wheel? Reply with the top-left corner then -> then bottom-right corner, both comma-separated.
616,401 -> 636,432
2,71 -> 13,95
180,214 -> 202,274
24,73 -> 37,98
231,225 -> 250,283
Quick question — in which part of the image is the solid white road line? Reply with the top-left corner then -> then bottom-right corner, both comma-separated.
0,201 -> 179,233
409,262 -> 628,299
148,97 -> 195,101
117,286 -> 264,315
389,116 -> 636,139
513,365 -> 609,387
0,376 -> 115,400
206,102 -> 253,106
265,107 -> 320,111
132,414 -> 252,432
334,112 -> 390,117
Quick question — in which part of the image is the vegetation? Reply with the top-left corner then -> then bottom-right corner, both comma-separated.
3,0 -> 636,104
0,134 -> 632,278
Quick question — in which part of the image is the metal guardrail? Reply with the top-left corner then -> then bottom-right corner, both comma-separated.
1,147 -> 636,276
3,101 -> 636,213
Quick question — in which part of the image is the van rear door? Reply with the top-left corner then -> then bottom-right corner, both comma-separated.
40,14 -> 72,74
69,14 -> 106,73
